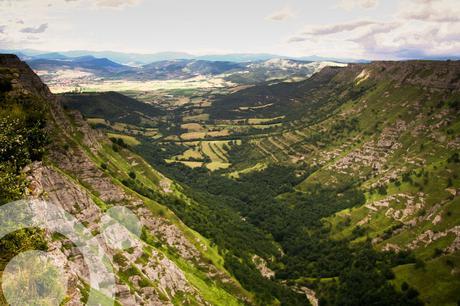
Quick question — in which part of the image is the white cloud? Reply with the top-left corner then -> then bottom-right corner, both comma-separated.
287,0 -> 460,59
0,0 -> 458,60
288,20 -> 379,43
94,0 -> 141,8
399,0 -> 460,22
62,0 -> 142,9
287,36 -> 308,43
338,0 -> 378,10
302,20 -> 378,36
20,23 -> 48,34
265,7 -> 294,21
0,0 -> 144,49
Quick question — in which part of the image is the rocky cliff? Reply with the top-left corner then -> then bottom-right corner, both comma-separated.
0,54 -> 251,305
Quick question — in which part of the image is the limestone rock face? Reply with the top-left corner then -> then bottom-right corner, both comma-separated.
0,54 -> 246,305
252,255 -> 275,279
350,60 -> 460,89
23,137 -> 233,304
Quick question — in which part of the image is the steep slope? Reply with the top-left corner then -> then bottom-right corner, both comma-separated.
205,60 -> 460,304
61,91 -> 165,126
0,54 -> 256,305
85,59 -> 460,305
209,65 -> 349,120
37,57 -> 460,305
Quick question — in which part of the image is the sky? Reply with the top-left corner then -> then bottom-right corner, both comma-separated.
0,0 -> 459,60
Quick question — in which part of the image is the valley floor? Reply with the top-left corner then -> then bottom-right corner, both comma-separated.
1,55 -> 459,305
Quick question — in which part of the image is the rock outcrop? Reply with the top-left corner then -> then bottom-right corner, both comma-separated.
1,54 -> 248,305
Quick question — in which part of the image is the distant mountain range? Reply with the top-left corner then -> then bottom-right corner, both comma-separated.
0,49 -> 367,65
2,53 -> 460,306
20,53 -> 347,84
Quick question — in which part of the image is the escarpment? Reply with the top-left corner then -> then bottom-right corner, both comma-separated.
0,54 -> 250,305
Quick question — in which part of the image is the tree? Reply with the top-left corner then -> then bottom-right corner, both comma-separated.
129,171 -> 136,179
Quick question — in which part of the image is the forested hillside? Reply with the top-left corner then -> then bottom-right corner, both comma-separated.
196,61 -> 460,305
5,54 -> 460,305
2,0 -> 460,303
1,54 -> 289,305
64,60 -> 460,305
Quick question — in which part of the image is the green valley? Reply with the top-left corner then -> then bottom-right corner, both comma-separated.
2,0 -> 460,305
60,59 -> 460,305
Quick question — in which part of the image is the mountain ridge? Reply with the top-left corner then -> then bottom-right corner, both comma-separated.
0,54 -> 281,305
1,49 -> 368,65
60,57 -> 460,304
23,54 -> 348,91
2,54 -> 460,305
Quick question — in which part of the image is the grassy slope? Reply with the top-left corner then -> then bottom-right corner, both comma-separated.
61,59 -> 460,304
47,88 -> 254,304
76,137 -> 252,305
203,61 -> 460,304
289,63 -> 460,304
392,253 -> 460,306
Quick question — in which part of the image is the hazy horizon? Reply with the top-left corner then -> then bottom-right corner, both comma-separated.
1,0 -> 459,61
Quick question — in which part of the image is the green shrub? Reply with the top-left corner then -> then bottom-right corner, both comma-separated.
129,171 -> 136,179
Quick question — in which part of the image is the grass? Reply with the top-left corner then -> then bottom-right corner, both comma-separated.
183,113 -> 210,122
166,252 -> 247,306
392,253 -> 460,305
180,132 -> 207,140
201,142 -> 226,163
79,281 -> 123,306
176,148 -> 204,161
100,143 -> 164,187
228,162 -> 268,178
92,142 -> 252,302
178,128 -> 231,141
181,123 -> 205,131
166,159 -> 204,168
211,141 -> 230,160
144,128 -> 161,138
248,116 -> 285,124
239,103 -> 274,110
170,140 -> 235,171
107,133 -> 140,146
87,117 -> 107,125
328,159 -> 460,248
206,162 -> 231,171
207,130 -> 231,138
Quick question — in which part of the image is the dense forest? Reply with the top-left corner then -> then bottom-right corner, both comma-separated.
132,139 -> 423,305
7,55 -> 459,305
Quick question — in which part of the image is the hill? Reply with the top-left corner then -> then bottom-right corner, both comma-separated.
62,59 -> 460,305
129,59 -> 245,80
209,64 -> 347,119
27,55 -> 133,75
7,54 -> 460,305
61,91 -> 165,126
0,54 -> 312,305
184,60 -> 460,305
